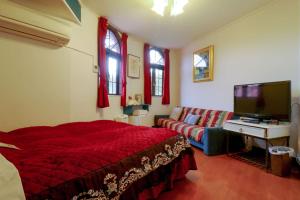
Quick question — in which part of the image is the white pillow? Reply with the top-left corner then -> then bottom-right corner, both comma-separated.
0,142 -> 20,150
184,114 -> 201,125
169,107 -> 183,121
0,154 -> 25,200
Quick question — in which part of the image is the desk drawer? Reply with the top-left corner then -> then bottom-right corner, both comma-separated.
224,123 -> 266,138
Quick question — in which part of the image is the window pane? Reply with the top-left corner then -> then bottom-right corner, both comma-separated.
108,57 -> 117,81
151,67 -> 164,96
158,70 -> 163,78
159,78 -> 162,87
113,83 -> 116,94
105,30 -> 120,53
109,82 -> 113,94
150,49 -> 164,65
105,29 -> 121,95
107,56 -> 118,94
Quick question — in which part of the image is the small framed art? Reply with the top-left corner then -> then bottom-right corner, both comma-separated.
128,54 -> 141,78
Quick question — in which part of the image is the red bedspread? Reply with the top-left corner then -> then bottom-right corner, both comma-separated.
0,120 -> 196,199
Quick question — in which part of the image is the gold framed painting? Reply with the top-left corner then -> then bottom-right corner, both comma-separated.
193,45 -> 214,82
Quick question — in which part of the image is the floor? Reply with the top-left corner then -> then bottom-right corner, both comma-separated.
158,148 -> 300,200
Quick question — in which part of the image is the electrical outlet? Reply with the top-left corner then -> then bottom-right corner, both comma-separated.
93,65 -> 98,73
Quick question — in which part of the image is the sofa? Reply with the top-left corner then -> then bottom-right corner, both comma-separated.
155,107 -> 234,155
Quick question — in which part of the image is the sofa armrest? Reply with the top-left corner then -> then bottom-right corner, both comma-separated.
154,115 -> 170,127
202,127 -> 228,156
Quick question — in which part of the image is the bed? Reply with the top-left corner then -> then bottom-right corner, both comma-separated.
0,120 -> 196,200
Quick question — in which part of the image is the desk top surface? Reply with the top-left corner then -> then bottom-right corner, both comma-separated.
226,120 -> 291,129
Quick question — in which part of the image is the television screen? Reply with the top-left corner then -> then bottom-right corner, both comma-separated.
234,81 -> 291,121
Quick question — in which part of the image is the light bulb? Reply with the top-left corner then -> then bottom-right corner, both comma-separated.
171,0 -> 189,16
152,0 -> 168,16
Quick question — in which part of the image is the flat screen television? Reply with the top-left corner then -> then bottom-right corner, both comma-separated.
234,81 -> 291,122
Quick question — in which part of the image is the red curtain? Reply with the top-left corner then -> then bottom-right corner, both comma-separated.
97,17 -> 110,108
144,44 -> 151,105
162,49 -> 170,104
120,33 -> 128,107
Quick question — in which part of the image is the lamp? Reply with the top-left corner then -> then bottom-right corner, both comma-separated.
152,0 -> 189,16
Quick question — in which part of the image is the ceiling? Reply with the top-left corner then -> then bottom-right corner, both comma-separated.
84,0 -> 273,49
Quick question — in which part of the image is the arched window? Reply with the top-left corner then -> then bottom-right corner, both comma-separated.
149,48 -> 164,96
105,28 -> 121,95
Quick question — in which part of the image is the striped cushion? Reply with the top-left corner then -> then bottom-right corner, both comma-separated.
224,112 -> 234,121
178,107 -> 191,122
180,125 -> 205,142
182,124 -> 198,138
189,127 -> 205,142
173,123 -> 189,133
165,119 -> 179,129
169,107 -> 183,121
206,111 -> 221,127
169,121 -> 182,131
189,108 -> 204,115
170,122 -> 205,142
215,111 -> 234,127
198,110 -> 211,126
157,118 -> 164,126
158,118 -> 175,127
157,118 -> 167,126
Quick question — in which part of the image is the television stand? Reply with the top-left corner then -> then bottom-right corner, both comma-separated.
224,120 -> 290,170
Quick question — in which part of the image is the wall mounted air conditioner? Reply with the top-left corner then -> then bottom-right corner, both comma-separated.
0,0 -> 80,46
0,15 -> 70,46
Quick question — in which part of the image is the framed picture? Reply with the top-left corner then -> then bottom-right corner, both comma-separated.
134,94 -> 142,105
128,54 -> 140,78
193,45 -> 214,82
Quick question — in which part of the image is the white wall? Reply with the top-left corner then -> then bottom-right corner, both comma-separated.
0,5 -> 180,131
297,0 -> 300,154
180,0 -> 300,149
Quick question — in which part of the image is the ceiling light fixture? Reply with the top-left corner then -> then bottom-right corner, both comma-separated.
171,0 -> 189,16
152,0 -> 168,16
152,0 -> 189,16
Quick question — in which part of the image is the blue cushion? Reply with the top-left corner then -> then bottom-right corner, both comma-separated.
184,114 -> 201,125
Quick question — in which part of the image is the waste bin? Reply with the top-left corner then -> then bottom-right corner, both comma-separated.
269,146 -> 294,177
